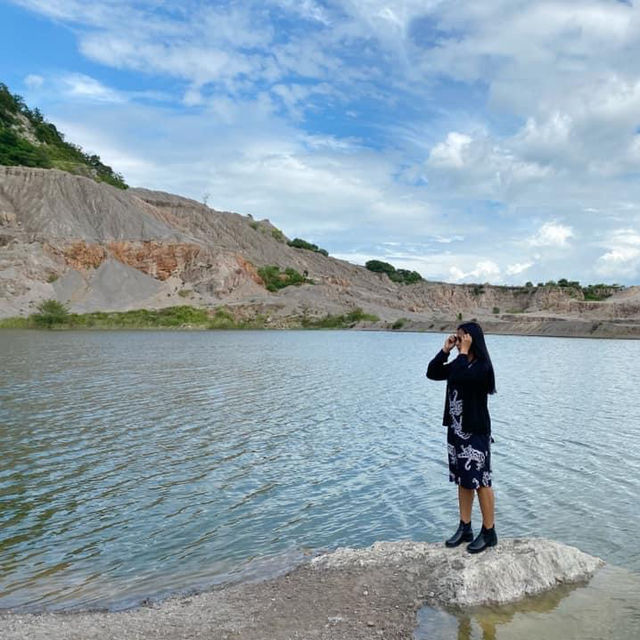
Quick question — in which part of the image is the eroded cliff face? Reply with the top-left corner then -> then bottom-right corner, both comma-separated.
1,165 -> 638,331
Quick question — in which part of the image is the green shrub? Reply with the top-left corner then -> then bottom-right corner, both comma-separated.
0,82 -> 127,188
178,289 -> 192,297
46,273 -> 59,283
258,265 -> 308,291
271,227 -> 285,242
366,259 -> 396,275
365,260 -> 422,285
391,268 -> 422,284
31,299 -> 70,327
582,283 -> 622,301
207,307 -> 236,329
492,307 -> 500,314
0,128 -> 52,167
391,318 -> 406,330
288,238 -> 329,256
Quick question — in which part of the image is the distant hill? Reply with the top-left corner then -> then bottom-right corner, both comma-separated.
1,165 -> 639,338
0,82 -> 127,189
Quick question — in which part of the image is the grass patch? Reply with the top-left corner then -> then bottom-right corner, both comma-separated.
71,305 -> 211,328
302,307 -> 379,329
2,303 -> 213,329
207,307 -> 237,329
0,316 -> 31,328
391,318 -> 407,330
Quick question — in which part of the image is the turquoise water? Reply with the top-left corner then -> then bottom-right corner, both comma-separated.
1,329 -> 639,620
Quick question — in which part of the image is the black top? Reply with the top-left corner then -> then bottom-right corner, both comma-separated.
426,348 -> 491,435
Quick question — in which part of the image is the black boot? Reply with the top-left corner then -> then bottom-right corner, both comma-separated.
445,520 -> 474,547
466,525 -> 498,553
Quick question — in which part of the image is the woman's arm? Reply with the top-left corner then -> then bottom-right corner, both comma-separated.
447,354 -> 490,386
426,348 -> 450,380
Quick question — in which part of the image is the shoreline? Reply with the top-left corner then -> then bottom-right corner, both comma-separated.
1,320 -> 640,340
0,539 -> 612,640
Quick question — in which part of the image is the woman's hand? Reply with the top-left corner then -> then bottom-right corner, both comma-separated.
459,332 -> 472,355
443,334 -> 457,353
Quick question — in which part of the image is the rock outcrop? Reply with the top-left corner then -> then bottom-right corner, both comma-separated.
311,538 -> 604,607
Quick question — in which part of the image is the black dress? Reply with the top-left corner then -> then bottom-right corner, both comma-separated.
446,380 -> 492,489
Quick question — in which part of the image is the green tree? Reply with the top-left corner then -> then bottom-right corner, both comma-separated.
287,238 -> 329,256
31,299 -> 70,328
365,260 -> 396,275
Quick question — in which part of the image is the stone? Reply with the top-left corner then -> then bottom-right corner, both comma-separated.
310,537 -> 604,607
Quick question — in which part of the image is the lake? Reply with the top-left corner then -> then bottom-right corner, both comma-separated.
1,329 -> 639,635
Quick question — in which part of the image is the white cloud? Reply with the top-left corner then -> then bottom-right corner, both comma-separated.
61,73 -> 125,103
595,247 -> 640,279
528,221 -> 574,247
594,227 -> 640,279
24,73 -> 44,89
450,259 -> 501,282
506,261 -> 534,276
12,0 -> 640,286
428,132 -> 472,169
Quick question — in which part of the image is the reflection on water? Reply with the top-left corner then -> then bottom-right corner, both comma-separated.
414,565 -> 640,640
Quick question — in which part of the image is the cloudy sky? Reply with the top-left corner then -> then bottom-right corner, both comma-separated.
2,0 -> 640,285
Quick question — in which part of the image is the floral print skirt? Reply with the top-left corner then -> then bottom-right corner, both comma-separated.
447,424 -> 492,489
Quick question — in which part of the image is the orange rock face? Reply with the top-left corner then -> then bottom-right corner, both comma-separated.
235,255 -> 264,286
48,240 -> 207,281
59,241 -> 107,270
107,241 -> 201,280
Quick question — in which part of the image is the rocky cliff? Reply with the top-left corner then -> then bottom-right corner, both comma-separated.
1,165 -> 639,336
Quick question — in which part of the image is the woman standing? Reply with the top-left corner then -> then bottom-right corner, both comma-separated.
426,321 -> 497,553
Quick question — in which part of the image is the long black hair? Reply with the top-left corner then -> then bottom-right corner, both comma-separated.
458,321 -> 496,394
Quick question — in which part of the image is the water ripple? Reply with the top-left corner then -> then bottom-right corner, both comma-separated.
1,329 -> 639,612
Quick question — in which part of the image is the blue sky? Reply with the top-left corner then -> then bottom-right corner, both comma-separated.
2,0 -> 640,286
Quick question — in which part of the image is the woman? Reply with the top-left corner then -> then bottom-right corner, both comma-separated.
426,321 -> 497,553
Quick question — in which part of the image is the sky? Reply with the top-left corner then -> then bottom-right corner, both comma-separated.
1,0 -> 640,286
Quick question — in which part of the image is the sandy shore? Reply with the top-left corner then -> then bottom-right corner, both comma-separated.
0,539 -> 604,640
0,560 -> 436,640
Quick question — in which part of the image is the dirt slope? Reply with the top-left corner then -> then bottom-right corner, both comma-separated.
1,166 -> 639,337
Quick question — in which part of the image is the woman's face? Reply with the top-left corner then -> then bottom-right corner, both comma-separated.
455,328 -> 467,351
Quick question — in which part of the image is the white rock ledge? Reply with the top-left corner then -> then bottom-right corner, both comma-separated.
310,537 -> 605,607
